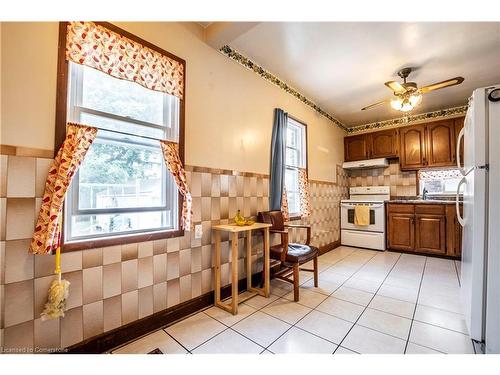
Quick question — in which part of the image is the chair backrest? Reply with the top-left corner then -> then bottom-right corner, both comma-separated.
257,210 -> 285,231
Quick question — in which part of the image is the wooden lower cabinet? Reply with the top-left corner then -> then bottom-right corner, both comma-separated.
415,214 -> 446,255
387,203 -> 462,258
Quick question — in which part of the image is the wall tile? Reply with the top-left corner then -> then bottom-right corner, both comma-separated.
179,249 -> 191,277
138,256 -> 153,288
152,253 -> 167,284
63,271 -> 83,310
103,262 -> 122,299
153,239 -> 167,255
138,241 -> 153,258
138,286 -> 153,319
103,295 -> 122,332
122,290 -> 138,325
201,244 -> 212,270
201,269 -> 213,294
166,278 -> 180,308
82,247 -> 102,269
191,271 -> 202,299
34,252 -> 55,278
3,320 -> 34,352
167,252 -> 179,281
220,174 -> 229,197
201,173 -> 211,196
191,246 -> 202,273
83,266 -> 103,304
83,301 -> 103,339
6,156 -> 35,198
167,237 -> 180,253
60,307 -> 83,348
179,275 -> 192,303
153,282 -> 167,313
122,243 -> 138,261
0,198 -> 6,241
34,317 -> 59,351
35,158 -> 52,197
4,239 -> 33,283
102,245 -> 122,265
211,197 -> 221,220
5,198 -> 35,240
0,241 -> 5,284
60,251 -> 82,273
121,259 -> 138,293
228,175 -> 237,197
201,197 -> 211,221
0,155 -> 7,197
211,174 -> 221,197
4,279 -> 34,327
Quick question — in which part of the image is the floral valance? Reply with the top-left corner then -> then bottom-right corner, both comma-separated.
298,168 -> 311,218
66,21 -> 184,100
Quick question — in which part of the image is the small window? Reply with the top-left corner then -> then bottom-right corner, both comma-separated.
284,117 -> 307,217
418,168 -> 463,196
64,63 -> 180,243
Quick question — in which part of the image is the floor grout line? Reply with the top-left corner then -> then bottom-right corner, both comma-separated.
334,252 -> 403,352
403,256 -> 428,354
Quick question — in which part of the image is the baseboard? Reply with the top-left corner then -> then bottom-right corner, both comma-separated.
66,273 -> 263,354
319,240 -> 341,255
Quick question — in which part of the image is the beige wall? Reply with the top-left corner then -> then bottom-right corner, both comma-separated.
1,22 -> 345,182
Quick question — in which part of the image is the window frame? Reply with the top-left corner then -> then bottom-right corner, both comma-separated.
284,115 -> 308,220
55,22 -> 186,251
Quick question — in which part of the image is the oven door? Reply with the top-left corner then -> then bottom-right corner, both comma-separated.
341,202 -> 385,232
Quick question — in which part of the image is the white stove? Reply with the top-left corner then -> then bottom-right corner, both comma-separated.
340,186 -> 390,251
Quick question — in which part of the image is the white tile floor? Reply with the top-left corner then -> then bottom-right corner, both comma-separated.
111,246 -> 475,354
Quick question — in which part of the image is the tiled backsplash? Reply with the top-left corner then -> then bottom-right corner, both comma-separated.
0,151 -> 347,352
347,159 -> 417,197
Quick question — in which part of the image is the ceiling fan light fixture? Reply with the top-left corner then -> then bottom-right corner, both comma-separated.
390,97 -> 403,111
409,93 -> 422,107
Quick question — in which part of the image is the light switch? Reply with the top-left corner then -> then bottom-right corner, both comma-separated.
194,224 -> 203,239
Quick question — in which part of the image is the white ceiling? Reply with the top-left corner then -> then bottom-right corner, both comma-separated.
227,22 -> 500,127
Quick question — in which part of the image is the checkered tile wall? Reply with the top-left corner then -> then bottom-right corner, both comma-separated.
347,159 -> 417,197
0,153 -> 346,352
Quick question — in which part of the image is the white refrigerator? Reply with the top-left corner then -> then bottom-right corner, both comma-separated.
457,84 -> 500,353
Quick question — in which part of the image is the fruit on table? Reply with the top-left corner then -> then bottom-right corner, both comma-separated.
234,210 -> 254,226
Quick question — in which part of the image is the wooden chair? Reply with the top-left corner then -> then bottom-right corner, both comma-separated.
257,210 -> 319,302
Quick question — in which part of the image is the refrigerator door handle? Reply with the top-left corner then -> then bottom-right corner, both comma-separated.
457,127 -> 465,174
456,176 -> 466,227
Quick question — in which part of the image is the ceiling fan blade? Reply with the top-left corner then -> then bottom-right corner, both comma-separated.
385,81 -> 406,93
419,77 -> 465,94
361,99 -> 390,111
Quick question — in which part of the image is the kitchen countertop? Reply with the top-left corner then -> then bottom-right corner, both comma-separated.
387,199 -> 461,205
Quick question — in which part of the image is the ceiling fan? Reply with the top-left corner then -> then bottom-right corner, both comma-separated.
361,67 -> 464,112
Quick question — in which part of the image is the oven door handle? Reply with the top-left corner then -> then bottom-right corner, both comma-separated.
341,203 -> 384,208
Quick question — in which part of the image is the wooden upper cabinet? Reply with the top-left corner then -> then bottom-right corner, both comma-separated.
399,125 -> 426,170
426,119 -> 456,167
369,129 -> 399,158
344,135 -> 369,161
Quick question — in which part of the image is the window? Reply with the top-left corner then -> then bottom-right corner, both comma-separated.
284,117 -> 307,216
64,62 -> 180,243
418,168 -> 463,196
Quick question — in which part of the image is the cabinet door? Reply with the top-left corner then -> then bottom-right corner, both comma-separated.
426,120 -> 456,167
369,129 -> 399,158
345,135 -> 369,161
415,214 -> 446,255
388,213 -> 415,251
399,125 -> 426,170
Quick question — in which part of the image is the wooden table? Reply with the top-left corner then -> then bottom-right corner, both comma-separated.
212,222 -> 272,315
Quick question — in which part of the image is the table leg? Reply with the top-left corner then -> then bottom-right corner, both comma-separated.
246,230 -> 252,291
231,232 -> 239,315
263,227 -> 270,297
214,230 -> 221,305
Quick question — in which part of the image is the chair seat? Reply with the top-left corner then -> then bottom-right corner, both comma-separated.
270,243 -> 319,265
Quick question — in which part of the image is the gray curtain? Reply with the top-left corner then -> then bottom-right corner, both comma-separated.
269,108 -> 288,211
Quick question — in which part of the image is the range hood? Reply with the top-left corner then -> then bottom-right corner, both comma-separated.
342,158 -> 389,170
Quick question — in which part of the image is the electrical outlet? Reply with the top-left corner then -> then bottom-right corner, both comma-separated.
194,224 -> 203,239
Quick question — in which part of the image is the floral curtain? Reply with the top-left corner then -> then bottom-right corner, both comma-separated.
159,141 -> 193,231
281,187 -> 289,222
30,123 -> 98,255
298,168 -> 312,218
66,21 -> 184,100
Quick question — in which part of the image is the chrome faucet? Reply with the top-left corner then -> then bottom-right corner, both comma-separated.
422,187 -> 428,200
